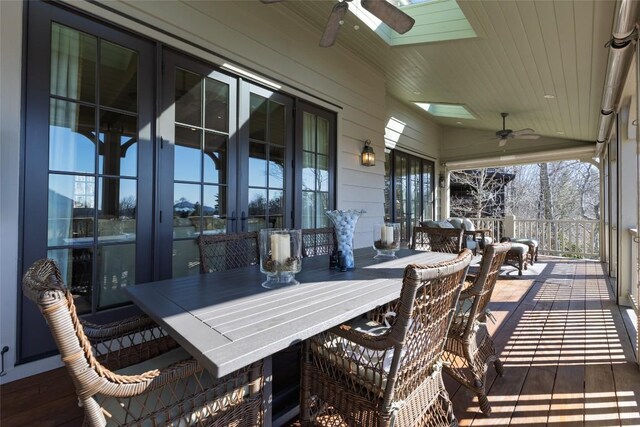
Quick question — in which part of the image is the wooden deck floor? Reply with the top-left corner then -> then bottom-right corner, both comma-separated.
2,258 -> 639,427
448,258 -> 640,427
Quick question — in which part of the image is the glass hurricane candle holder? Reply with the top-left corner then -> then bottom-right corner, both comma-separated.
372,223 -> 400,259
259,228 -> 302,289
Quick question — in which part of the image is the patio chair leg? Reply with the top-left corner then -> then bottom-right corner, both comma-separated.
478,393 -> 492,416
494,358 -> 504,377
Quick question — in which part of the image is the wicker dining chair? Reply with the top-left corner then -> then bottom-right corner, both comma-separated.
442,242 -> 510,416
22,258 -> 264,427
302,227 -> 336,258
411,226 -> 464,254
300,249 -> 473,427
198,232 -> 259,273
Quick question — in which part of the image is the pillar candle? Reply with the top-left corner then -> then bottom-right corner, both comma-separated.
384,225 -> 395,245
271,233 -> 290,264
380,225 -> 387,243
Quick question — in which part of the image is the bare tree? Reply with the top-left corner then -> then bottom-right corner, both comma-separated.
449,169 -> 512,218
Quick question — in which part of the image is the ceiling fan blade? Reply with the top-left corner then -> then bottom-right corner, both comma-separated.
360,0 -> 415,34
514,134 -> 541,140
511,128 -> 535,136
319,2 -> 349,48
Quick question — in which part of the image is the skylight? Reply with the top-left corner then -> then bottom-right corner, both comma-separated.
351,0 -> 476,46
414,103 -> 475,120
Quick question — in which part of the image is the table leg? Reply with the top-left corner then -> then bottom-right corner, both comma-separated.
263,355 -> 273,427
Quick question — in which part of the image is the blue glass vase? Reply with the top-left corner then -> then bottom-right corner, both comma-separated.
325,209 -> 365,271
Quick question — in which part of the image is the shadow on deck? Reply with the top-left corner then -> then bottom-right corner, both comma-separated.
450,257 -> 640,426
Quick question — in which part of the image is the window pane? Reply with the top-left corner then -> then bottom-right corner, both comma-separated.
173,183 -> 200,238
316,192 -> 329,227
248,188 -> 267,217
48,248 -> 93,315
48,174 -> 95,246
317,154 -> 329,192
97,243 -> 135,308
172,239 -> 200,278
303,112 -> 315,152
174,126 -> 202,182
316,117 -> 329,155
97,178 -> 136,242
204,78 -> 229,132
249,142 -> 267,187
100,41 -> 137,112
269,146 -> 285,189
50,23 -> 96,102
99,111 -> 137,177
175,68 -> 202,126
204,132 -> 227,184
269,101 -> 285,146
249,94 -> 267,141
302,152 -> 315,191
203,185 -> 226,234
422,162 -> 433,221
49,99 -> 96,174
269,189 -> 283,216
302,191 -> 314,229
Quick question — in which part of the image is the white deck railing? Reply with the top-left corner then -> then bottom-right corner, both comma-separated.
468,216 -> 600,259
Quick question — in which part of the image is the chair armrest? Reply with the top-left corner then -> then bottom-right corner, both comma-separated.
81,314 -> 157,340
82,314 -> 179,370
331,322 -> 395,352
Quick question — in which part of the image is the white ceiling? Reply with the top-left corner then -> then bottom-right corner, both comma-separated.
273,0 -> 618,143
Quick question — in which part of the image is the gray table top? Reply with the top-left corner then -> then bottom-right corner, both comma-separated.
126,248 -> 458,377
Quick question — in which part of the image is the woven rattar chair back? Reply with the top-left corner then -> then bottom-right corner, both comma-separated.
411,226 -> 464,253
198,232 -> 259,273
301,227 -> 336,257
443,242 -> 511,416
22,259 -> 264,427
301,249 -> 472,427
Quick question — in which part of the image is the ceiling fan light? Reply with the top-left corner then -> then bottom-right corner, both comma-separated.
361,0 -> 415,34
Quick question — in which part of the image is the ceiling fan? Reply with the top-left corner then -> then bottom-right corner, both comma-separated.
495,112 -> 540,147
261,0 -> 415,48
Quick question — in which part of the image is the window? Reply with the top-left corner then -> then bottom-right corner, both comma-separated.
297,102 -> 336,229
384,150 -> 434,241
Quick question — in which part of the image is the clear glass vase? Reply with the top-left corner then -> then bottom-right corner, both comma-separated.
372,223 -> 400,258
325,209 -> 365,271
259,229 -> 302,289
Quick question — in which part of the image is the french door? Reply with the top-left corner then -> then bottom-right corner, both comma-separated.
384,150 -> 435,242
158,51 -> 294,279
21,2 -> 155,361
21,3 -> 334,362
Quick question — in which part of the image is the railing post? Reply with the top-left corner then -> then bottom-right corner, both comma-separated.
504,214 -> 516,238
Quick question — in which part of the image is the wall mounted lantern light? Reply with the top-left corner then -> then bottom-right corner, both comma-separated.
439,174 -> 445,188
361,139 -> 376,167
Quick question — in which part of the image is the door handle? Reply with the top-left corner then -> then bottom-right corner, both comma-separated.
240,211 -> 248,232
229,211 -> 237,233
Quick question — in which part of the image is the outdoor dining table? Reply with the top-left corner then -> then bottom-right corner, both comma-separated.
126,247 -> 459,426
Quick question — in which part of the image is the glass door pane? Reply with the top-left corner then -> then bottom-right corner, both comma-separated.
422,161 -> 434,221
395,153 -> 408,241
46,23 -> 141,311
22,2 -> 154,362
166,64 -> 236,279
240,84 -> 293,232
